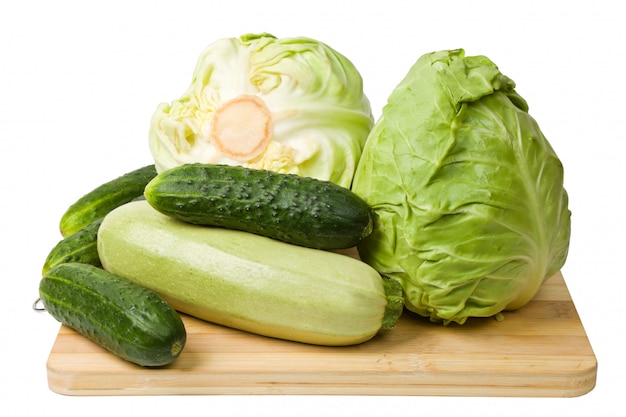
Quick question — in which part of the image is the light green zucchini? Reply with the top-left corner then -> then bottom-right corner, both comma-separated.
97,200 -> 402,346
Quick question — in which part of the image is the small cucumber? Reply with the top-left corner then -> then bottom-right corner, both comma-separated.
42,219 -> 102,275
97,200 -> 402,346
144,164 -> 373,250
59,164 -> 157,237
39,262 -> 186,367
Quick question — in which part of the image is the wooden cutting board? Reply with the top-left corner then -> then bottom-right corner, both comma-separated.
46,271 -> 597,397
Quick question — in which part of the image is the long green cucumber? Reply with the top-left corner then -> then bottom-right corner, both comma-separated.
42,219 -> 103,275
97,200 -> 402,346
39,262 -> 186,367
59,164 -> 157,237
143,163 -> 373,250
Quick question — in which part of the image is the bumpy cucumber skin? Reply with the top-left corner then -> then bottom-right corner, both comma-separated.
59,164 -> 157,237
144,164 -> 373,250
42,219 -> 103,275
98,200 -> 391,346
39,263 -> 186,367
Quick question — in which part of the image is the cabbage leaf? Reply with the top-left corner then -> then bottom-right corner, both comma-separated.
351,49 -> 571,324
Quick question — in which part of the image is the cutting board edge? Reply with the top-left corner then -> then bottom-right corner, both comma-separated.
46,342 -> 597,398
44,271 -> 598,398
46,368 -> 597,398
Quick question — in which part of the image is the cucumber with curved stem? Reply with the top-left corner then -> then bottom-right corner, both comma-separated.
39,262 -> 186,367
59,164 -> 157,237
144,163 -> 373,250
97,200 -> 402,346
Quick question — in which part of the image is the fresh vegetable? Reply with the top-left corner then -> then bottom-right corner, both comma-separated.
97,200 -> 402,346
59,164 -> 157,237
42,219 -> 102,275
144,163 -> 373,250
148,33 -> 374,188
351,49 -> 571,324
39,263 -> 186,367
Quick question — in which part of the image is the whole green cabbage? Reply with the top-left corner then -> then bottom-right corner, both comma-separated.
351,49 -> 571,324
149,33 -> 373,188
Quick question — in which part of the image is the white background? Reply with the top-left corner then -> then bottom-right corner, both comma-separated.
1,0 -> 623,415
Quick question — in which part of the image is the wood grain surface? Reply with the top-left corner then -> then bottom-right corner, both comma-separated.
45,270 -> 596,397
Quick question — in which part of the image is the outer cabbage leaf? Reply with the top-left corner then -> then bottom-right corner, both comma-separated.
148,33 -> 373,188
351,49 -> 570,324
